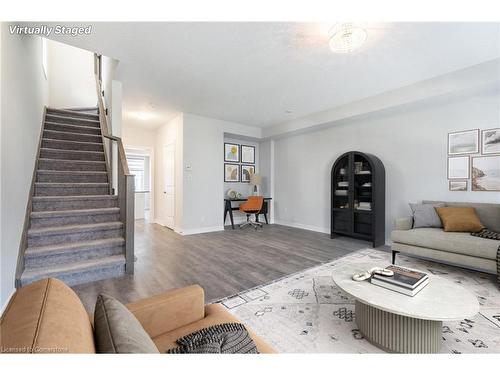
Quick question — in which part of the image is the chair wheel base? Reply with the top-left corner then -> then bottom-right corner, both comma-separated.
239,221 -> 263,230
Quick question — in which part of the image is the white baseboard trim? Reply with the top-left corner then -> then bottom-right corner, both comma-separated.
152,219 -> 223,236
153,218 -> 178,230
1,288 -> 16,316
274,220 -> 330,234
179,226 -> 225,235
153,217 -> 166,226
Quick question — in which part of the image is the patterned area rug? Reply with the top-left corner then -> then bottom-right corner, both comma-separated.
218,249 -> 500,353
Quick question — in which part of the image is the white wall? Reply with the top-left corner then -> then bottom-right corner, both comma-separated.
123,121 -> 157,150
1,27 -> 48,309
259,140 -> 275,222
258,140 -> 274,198
47,39 -> 95,108
101,56 -> 119,126
182,113 -> 224,233
154,114 -> 184,231
150,113 -> 263,234
273,88 -> 500,241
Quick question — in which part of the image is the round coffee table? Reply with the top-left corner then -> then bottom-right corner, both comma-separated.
332,262 -> 479,353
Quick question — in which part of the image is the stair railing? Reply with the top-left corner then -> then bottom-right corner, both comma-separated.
94,57 -> 135,275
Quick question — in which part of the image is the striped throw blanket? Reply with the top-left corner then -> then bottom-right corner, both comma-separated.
471,229 -> 500,288
167,323 -> 258,354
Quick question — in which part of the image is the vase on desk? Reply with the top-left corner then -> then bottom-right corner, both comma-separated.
250,173 -> 262,196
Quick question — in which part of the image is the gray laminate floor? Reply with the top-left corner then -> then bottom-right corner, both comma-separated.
73,221 -> 386,311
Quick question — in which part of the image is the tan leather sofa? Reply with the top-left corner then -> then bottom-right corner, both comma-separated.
0,278 -> 275,354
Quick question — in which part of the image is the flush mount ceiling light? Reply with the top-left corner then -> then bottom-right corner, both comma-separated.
129,111 -> 155,121
329,23 -> 367,53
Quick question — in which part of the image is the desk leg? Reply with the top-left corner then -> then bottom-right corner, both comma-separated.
224,201 -> 235,230
263,213 -> 268,224
229,208 -> 235,229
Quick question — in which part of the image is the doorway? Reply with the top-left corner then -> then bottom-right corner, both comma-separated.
125,148 -> 152,221
163,143 -> 175,229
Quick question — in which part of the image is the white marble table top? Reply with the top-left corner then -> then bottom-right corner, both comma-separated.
332,262 -> 479,321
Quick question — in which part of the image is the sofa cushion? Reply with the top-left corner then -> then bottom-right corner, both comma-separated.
0,278 -> 95,353
423,200 -> 500,233
409,202 -> 444,228
94,294 -> 160,353
391,228 -> 499,260
153,304 -> 276,353
435,207 -> 484,232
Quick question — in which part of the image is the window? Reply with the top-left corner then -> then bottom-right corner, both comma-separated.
42,38 -> 48,79
126,155 -> 146,191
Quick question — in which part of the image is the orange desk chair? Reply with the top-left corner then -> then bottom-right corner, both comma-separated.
239,196 -> 264,229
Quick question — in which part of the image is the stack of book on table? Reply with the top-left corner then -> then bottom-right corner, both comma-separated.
371,265 -> 429,296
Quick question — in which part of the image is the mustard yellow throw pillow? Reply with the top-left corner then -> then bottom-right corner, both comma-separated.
435,207 -> 485,233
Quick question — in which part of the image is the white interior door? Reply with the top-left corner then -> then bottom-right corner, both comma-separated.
163,143 -> 175,229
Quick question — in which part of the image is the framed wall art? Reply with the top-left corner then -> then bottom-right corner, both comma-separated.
481,128 -> 500,155
448,129 -> 479,155
447,156 -> 470,180
241,145 -> 255,164
241,165 -> 255,183
224,163 -> 240,182
224,143 -> 240,162
449,181 -> 467,192
471,155 -> 500,191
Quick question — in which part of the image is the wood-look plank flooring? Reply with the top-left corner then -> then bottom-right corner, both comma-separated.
73,221 -> 386,311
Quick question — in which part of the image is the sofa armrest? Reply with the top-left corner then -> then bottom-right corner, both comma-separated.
126,285 -> 205,338
394,217 -> 413,231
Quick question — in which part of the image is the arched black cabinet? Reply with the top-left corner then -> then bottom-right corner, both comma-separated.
331,151 -> 385,247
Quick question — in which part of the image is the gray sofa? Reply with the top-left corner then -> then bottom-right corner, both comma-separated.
391,200 -> 500,274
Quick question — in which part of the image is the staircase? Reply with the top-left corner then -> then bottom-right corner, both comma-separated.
18,107 -> 127,287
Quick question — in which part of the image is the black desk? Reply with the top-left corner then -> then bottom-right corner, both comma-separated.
224,198 -> 272,229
